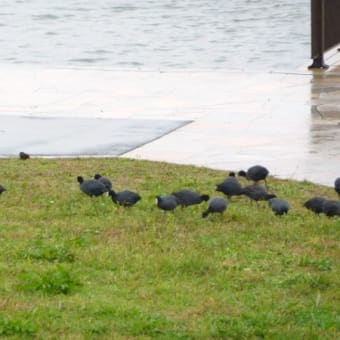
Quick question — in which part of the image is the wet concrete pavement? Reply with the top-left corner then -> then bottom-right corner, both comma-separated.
0,115 -> 190,156
0,49 -> 339,186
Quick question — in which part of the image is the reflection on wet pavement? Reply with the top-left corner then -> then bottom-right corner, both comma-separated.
304,64 -> 340,185
0,116 -> 190,157
124,60 -> 340,186
0,52 -> 339,186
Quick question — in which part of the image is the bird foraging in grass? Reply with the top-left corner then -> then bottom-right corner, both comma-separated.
242,183 -> 276,202
268,197 -> 289,215
334,178 -> 340,198
303,197 -> 327,215
171,189 -> 209,207
156,194 -> 179,212
77,176 -> 108,197
19,151 -> 30,160
94,173 -> 112,190
202,197 -> 227,218
238,165 -> 269,188
0,185 -> 6,195
322,200 -> 340,217
109,189 -> 141,207
216,171 -> 243,200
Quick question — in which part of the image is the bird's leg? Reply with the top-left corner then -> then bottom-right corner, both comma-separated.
264,178 -> 269,189
161,210 -> 168,224
92,196 -> 100,216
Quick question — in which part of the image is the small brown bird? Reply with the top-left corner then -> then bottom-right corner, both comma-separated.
19,152 -> 30,160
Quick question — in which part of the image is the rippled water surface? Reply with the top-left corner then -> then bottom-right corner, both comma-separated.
0,0 -> 309,70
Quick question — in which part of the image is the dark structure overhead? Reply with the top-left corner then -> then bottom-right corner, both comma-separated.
309,0 -> 340,69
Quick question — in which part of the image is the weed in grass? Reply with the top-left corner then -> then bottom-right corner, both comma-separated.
69,233 -> 93,248
19,266 -> 79,295
298,255 -> 333,271
278,273 -> 307,288
21,239 -> 75,263
285,305 -> 340,332
0,313 -> 37,336
174,255 -> 215,277
307,273 -> 331,290
78,304 -> 192,338
117,309 -> 190,338
82,320 -> 108,336
207,314 -> 271,338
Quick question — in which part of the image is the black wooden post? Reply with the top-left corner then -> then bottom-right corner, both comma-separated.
309,0 -> 329,69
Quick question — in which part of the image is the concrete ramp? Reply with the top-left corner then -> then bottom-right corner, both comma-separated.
0,115 -> 191,157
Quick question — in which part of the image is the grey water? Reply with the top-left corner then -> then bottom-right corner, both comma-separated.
0,0 -> 310,71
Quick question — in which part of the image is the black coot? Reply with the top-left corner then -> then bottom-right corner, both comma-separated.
216,172 -> 243,199
94,174 -> 112,190
77,176 -> 108,197
202,197 -> 227,218
156,195 -> 179,212
238,165 -> 269,187
268,197 -> 289,215
109,189 -> 141,207
171,189 -> 209,207
242,183 -> 275,202
303,197 -> 327,214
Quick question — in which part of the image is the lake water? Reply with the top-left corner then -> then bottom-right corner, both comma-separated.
0,0 -> 310,71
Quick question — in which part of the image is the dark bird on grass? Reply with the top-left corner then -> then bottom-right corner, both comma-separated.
156,194 -> 179,212
77,176 -> 108,197
0,185 -> 6,195
202,197 -> 227,218
19,151 -> 30,160
94,173 -> 112,190
242,183 -> 276,202
303,197 -> 327,214
171,189 -> 209,207
322,200 -> 340,217
238,165 -> 269,187
109,189 -> 141,207
216,171 -> 243,199
334,178 -> 340,198
268,197 -> 289,215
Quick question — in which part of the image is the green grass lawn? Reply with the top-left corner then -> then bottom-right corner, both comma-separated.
0,158 -> 339,339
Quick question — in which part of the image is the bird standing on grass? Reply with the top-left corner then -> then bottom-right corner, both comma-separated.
77,176 -> 108,197
94,173 -> 112,190
238,165 -> 269,188
156,195 -> 179,212
19,151 -> 30,160
242,183 -> 276,202
202,197 -> 227,218
322,200 -> 340,217
171,189 -> 209,207
303,197 -> 327,214
109,189 -> 141,207
268,197 -> 289,215
334,178 -> 340,198
0,185 -> 6,195
216,171 -> 243,200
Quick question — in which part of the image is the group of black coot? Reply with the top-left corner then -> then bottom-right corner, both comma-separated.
1,161 -> 339,218
304,177 -> 340,217
77,174 -> 142,207
75,165 -> 340,218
